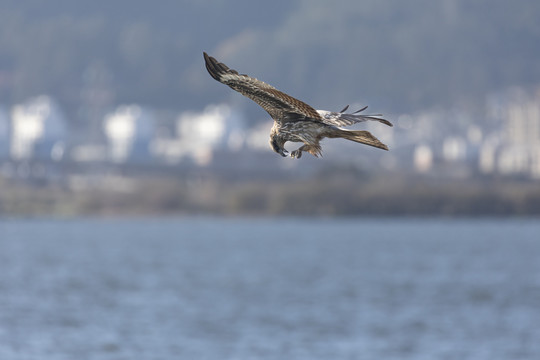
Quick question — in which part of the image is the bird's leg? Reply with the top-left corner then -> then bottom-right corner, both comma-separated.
290,147 -> 303,159
291,144 -> 322,159
291,144 -> 310,159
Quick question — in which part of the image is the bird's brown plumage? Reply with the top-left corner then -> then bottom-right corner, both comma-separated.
203,52 -> 392,158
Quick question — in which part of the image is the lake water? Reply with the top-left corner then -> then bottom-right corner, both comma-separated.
1,218 -> 539,359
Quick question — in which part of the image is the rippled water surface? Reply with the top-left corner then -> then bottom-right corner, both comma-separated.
1,218 -> 539,359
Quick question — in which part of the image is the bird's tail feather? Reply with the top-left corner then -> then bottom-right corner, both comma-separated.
333,129 -> 389,151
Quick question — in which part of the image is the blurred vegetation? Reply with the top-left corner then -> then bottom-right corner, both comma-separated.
0,0 -> 539,119
2,172 -> 540,217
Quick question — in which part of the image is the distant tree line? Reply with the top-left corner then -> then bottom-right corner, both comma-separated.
2,170 -> 540,217
0,0 -> 539,122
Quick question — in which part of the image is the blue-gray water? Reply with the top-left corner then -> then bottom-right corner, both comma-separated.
1,218 -> 539,360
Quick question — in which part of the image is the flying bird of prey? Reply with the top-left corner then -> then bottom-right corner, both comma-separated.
203,52 -> 392,159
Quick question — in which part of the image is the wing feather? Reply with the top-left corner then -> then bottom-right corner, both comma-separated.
204,52 -> 322,122
317,106 -> 393,127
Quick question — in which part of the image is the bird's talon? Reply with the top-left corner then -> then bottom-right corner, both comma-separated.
291,150 -> 302,159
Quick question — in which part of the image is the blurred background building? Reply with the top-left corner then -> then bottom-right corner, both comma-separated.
9,96 -> 66,161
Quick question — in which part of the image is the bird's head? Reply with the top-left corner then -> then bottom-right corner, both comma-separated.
270,136 -> 288,157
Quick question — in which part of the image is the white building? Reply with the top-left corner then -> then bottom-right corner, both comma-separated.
151,104 -> 244,166
442,136 -> 467,162
482,87 -> 540,178
414,144 -> 433,172
103,105 -> 155,163
10,96 -> 67,161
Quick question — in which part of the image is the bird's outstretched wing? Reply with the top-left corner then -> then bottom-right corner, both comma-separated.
204,52 -> 322,122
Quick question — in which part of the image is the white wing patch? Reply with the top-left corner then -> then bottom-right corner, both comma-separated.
220,73 -> 242,82
316,108 -> 392,127
316,110 -> 332,119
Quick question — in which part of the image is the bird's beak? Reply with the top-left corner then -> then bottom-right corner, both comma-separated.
271,138 -> 288,157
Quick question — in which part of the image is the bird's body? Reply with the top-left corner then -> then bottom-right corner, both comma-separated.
203,52 -> 392,158
270,120 -> 326,157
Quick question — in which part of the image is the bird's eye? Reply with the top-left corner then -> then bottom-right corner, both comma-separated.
271,138 -> 279,151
